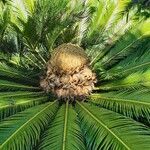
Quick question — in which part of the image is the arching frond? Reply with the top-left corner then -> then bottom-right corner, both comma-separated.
37,101 -> 86,150
0,80 -> 40,91
98,70 -> 150,90
0,91 -> 45,99
76,102 -> 150,150
106,51 -> 150,80
90,90 -> 150,122
86,0 -> 138,63
93,21 -> 150,69
0,94 -> 49,120
0,62 -> 38,84
0,101 -> 58,150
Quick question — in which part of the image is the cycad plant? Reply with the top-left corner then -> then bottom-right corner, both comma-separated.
0,0 -> 150,149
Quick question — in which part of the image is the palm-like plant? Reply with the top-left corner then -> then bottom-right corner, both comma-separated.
0,0 -> 150,149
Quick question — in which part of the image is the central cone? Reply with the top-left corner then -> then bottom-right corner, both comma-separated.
50,43 -> 89,74
40,43 -> 96,101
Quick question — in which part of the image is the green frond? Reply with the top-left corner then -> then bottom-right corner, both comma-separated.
0,62 -> 38,84
94,37 -> 150,81
76,102 -> 150,150
86,0 -> 138,62
0,80 -> 40,91
90,90 -> 150,122
0,95 -> 49,120
0,51 -> 9,62
98,70 -> 150,90
23,0 -> 35,14
0,1 -> 11,40
99,35 -> 149,69
93,21 -> 150,69
0,101 -> 59,150
87,0 -> 118,38
23,52 -> 46,69
105,47 -> 150,80
10,0 -> 71,49
123,0 -> 150,19
37,101 -> 86,150
0,91 -> 45,99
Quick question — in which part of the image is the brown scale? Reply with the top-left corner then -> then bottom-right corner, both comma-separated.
40,43 -> 97,101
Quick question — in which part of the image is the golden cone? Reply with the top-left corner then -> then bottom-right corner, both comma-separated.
40,43 -> 97,101
49,43 -> 89,74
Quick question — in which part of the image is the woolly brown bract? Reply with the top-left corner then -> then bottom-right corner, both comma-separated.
0,0 -> 150,150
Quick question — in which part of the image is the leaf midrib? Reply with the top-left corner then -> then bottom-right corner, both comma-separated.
77,101 -> 131,150
0,101 -> 57,149
62,101 -> 69,150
